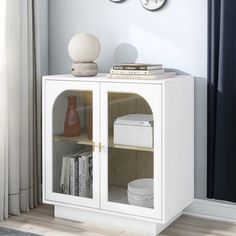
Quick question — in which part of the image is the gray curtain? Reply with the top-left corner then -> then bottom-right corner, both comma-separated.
0,0 -> 42,220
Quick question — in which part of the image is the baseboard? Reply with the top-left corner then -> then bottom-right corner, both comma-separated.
184,199 -> 236,223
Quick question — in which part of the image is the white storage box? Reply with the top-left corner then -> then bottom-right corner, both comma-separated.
114,114 -> 154,148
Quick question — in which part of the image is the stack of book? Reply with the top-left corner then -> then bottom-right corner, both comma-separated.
59,150 -> 93,198
108,64 -> 176,80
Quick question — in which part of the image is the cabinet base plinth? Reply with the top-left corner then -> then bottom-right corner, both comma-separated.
55,205 -> 182,236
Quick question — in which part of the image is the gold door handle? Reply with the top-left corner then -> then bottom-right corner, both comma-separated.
93,143 -> 105,153
99,143 -> 105,153
93,143 -> 99,152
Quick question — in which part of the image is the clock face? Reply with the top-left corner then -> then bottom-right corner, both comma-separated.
140,0 -> 167,11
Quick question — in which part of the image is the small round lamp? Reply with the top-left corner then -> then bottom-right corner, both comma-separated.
68,33 -> 101,77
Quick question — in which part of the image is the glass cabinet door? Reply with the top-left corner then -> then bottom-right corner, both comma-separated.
100,83 -> 162,219
44,80 -> 100,209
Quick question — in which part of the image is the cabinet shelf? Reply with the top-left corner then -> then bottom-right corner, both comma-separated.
109,187 -> 128,205
53,131 -> 93,146
108,140 -> 154,152
53,131 -> 154,152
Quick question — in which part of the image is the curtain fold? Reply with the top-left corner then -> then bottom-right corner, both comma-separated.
0,0 -> 8,221
207,0 -> 236,202
7,0 -> 21,216
0,0 -> 42,220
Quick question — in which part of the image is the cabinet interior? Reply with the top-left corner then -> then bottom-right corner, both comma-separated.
108,93 -> 154,205
52,90 -> 154,208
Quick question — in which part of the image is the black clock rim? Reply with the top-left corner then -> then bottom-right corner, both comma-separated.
140,0 -> 167,11
109,0 -> 126,3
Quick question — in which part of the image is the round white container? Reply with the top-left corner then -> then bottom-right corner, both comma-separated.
128,195 -> 154,208
128,178 -> 154,196
127,191 -> 153,201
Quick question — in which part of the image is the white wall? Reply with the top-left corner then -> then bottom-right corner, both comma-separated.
48,0 -> 208,199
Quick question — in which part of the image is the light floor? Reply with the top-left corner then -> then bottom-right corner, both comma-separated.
0,205 -> 236,236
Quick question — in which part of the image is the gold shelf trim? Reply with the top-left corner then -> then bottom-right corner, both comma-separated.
53,132 -> 153,153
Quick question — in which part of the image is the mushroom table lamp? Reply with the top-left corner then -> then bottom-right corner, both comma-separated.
68,33 -> 101,77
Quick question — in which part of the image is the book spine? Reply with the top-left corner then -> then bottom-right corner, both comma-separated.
113,66 -> 162,70
75,158 -> 78,196
64,158 -> 70,194
85,155 -> 93,198
88,156 -> 93,198
108,72 -> 176,80
69,158 -> 75,195
59,157 -> 67,194
78,157 -> 81,196
84,157 -> 88,197
79,156 -> 86,197
78,152 -> 93,198
110,69 -> 164,75
113,66 -> 148,70
85,156 -> 92,198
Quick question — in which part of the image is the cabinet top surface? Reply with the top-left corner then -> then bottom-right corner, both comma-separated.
43,73 -> 193,84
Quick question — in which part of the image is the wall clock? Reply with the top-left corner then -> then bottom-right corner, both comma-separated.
109,0 -> 125,2
140,0 -> 167,11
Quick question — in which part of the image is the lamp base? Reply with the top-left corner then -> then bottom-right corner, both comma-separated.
71,62 -> 98,77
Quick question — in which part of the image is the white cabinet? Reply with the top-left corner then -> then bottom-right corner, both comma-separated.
42,74 -> 194,235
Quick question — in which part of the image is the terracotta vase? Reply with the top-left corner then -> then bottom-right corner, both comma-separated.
86,107 -> 93,140
64,96 -> 81,137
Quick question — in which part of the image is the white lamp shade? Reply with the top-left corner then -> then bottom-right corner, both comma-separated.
68,33 -> 101,63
